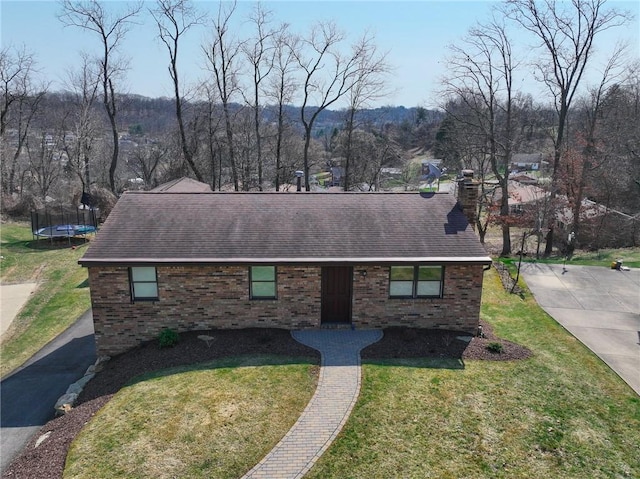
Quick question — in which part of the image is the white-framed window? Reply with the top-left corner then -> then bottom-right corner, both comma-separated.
389,265 -> 443,298
130,266 -> 158,301
250,266 -> 277,299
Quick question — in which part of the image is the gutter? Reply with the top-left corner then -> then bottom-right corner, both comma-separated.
79,256 -> 493,267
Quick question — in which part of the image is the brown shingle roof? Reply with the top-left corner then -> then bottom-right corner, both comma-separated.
79,192 -> 490,265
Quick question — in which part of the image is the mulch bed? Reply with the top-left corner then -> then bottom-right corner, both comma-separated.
2,324 -> 530,479
362,319 -> 531,362
492,261 -> 524,295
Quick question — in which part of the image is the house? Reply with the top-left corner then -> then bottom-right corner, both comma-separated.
487,180 -> 638,248
421,159 -> 443,177
79,179 -> 490,356
555,201 -> 639,249
510,153 -> 545,172
508,173 -> 539,185
504,180 -> 548,216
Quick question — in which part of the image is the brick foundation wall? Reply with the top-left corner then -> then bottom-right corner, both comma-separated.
88,263 -> 484,356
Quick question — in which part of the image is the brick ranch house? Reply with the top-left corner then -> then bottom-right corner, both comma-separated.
79,179 -> 490,356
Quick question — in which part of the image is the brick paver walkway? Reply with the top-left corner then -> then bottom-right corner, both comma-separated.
241,329 -> 383,479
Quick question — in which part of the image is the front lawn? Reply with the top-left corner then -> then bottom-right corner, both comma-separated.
64,356 -> 318,479
306,269 -> 640,478
8,251 -> 639,478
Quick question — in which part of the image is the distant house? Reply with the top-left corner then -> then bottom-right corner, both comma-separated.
510,153 -> 544,172
79,178 -> 490,356
555,201 -> 639,249
489,181 -> 638,248
505,180 -> 548,216
508,173 -> 539,185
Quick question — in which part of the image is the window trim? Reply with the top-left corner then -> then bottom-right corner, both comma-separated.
129,266 -> 159,302
389,265 -> 443,299
250,265 -> 277,300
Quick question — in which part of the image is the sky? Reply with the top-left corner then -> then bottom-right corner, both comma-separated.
1,0 -> 639,109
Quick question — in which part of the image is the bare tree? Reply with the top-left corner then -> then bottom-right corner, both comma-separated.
562,49 -> 628,247
268,25 -> 297,191
505,0 -> 631,255
199,82 -> 225,190
27,130 -> 63,201
62,53 -> 101,192
203,0 -> 242,190
234,107 -> 255,189
242,4 -> 277,191
594,64 -> 640,214
130,141 -> 169,188
337,129 -> 399,191
443,17 -> 520,255
151,0 -> 206,182
59,0 -> 143,194
1,46 -> 34,136
292,22 -> 369,191
342,32 -> 390,191
436,95 -> 496,243
0,46 -> 47,196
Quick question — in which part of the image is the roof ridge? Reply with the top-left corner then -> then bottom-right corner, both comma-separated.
125,190 -> 453,195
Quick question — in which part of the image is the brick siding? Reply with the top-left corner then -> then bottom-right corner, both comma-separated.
351,265 -> 483,331
88,263 -> 484,356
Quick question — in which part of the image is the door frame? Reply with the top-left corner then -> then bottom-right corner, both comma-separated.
321,266 -> 353,324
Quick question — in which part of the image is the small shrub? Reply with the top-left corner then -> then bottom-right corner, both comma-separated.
486,342 -> 504,354
158,328 -> 179,348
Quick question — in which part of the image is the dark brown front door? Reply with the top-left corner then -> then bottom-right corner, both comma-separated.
321,266 -> 352,324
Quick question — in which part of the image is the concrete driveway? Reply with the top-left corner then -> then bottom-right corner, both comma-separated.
520,262 -> 640,396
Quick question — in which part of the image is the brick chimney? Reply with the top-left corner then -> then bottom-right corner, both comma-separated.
456,169 -> 479,228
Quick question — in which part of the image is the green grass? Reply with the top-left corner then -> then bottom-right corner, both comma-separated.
0,222 -> 91,377
3,222 -> 639,476
62,268 -> 639,479
568,247 -> 640,267
305,269 -> 640,479
500,247 -> 640,268
64,356 -> 318,479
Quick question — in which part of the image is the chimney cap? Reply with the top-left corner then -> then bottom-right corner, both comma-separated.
461,169 -> 474,178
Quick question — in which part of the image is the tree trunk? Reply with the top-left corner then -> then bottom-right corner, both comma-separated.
175,89 -> 204,182
302,130 -> 311,191
275,101 -> 284,191
107,110 -> 119,194
500,192 -> 511,256
222,102 -> 238,191
343,108 -> 355,191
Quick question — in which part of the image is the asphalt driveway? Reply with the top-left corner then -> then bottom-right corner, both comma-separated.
520,262 -> 640,396
0,310 -> 96,473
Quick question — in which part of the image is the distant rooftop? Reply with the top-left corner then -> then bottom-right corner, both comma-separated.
151,177 -> 213,193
